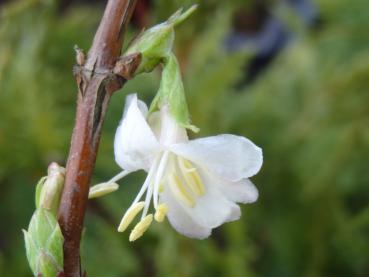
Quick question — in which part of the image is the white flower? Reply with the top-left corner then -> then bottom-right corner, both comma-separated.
101,94 -> 263,241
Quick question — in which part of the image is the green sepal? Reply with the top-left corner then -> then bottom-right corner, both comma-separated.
24,208 -> 64,277
125,5 -> 197,75
149,53 -> 199,132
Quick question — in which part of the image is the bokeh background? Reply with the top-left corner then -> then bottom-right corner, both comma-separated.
1,0 -> 369,276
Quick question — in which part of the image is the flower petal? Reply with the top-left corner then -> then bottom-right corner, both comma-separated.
226,204 -> 241,223
209,173 -> 259,204
165,171 -> 240,229
114,94 -> 160,171
170,134 -> 263,181
160,187 -> 211,239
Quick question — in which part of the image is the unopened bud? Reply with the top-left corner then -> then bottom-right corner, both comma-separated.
23,209 -> 64,277
38,162 -> 65,216
74,45 -> 85,66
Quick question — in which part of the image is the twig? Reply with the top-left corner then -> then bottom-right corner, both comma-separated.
57,0 -> 138,276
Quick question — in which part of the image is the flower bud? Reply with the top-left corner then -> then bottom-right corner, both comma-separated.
125,5 -> 197,75
37,162 -> 65,216
23,209 -> 64,277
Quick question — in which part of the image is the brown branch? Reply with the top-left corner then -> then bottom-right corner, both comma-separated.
57,1 -> 138,276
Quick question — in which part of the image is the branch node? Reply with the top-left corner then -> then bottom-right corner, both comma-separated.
113,52 -> 142,80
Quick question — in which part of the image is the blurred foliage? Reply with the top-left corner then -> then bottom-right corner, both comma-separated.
0,0 -> 369,276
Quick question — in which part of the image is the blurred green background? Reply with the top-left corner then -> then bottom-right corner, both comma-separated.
1,0 -> 369,276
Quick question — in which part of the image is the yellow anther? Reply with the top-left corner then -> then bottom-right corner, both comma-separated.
189,170 -> 206,196
181,159 -> 195,170
118,202 -> 145,232
169,173 -> 196,207
159,183 -> 165,193
178,158 -> 206,197
88,182 -> 119,199
129,214 -> 153,242
154,203 -> 168,222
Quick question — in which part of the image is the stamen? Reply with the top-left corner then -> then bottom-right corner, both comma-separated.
118,202 -> 145,232
131,156 -> 159,206
154,203 -> 168,222
88,182 -> 119,199
169,173 -> 196,207
159,183 -> 165,193
178,158 -> 206,196
129,214 -> 153,242
141,181 -> 154,219
107,170 -> 131,184
153,151 -> 169,209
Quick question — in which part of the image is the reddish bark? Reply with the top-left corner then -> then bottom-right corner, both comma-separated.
57,1 -> 138,276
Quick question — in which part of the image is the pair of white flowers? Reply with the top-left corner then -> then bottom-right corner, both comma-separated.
90,94 -> 263,241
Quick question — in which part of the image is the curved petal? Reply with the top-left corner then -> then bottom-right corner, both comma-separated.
208,172 -> 259,204
160,187 -> 211,239
170,134 -> 263,181
194,169 -> 242,225
226,204 -> 241,223
114,94 -> 160,171
165,171 -> 240,229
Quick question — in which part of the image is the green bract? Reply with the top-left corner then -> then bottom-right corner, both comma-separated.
125,5 -> 197,74
150,53 -> 198,132
23,209 -> 64,277
125,5 -> 199,132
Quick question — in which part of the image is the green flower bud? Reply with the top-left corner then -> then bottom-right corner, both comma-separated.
37,162 -> 65,216
125,5 -> 197,75
150,52 -> 198,132
23,209 -> 64,277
